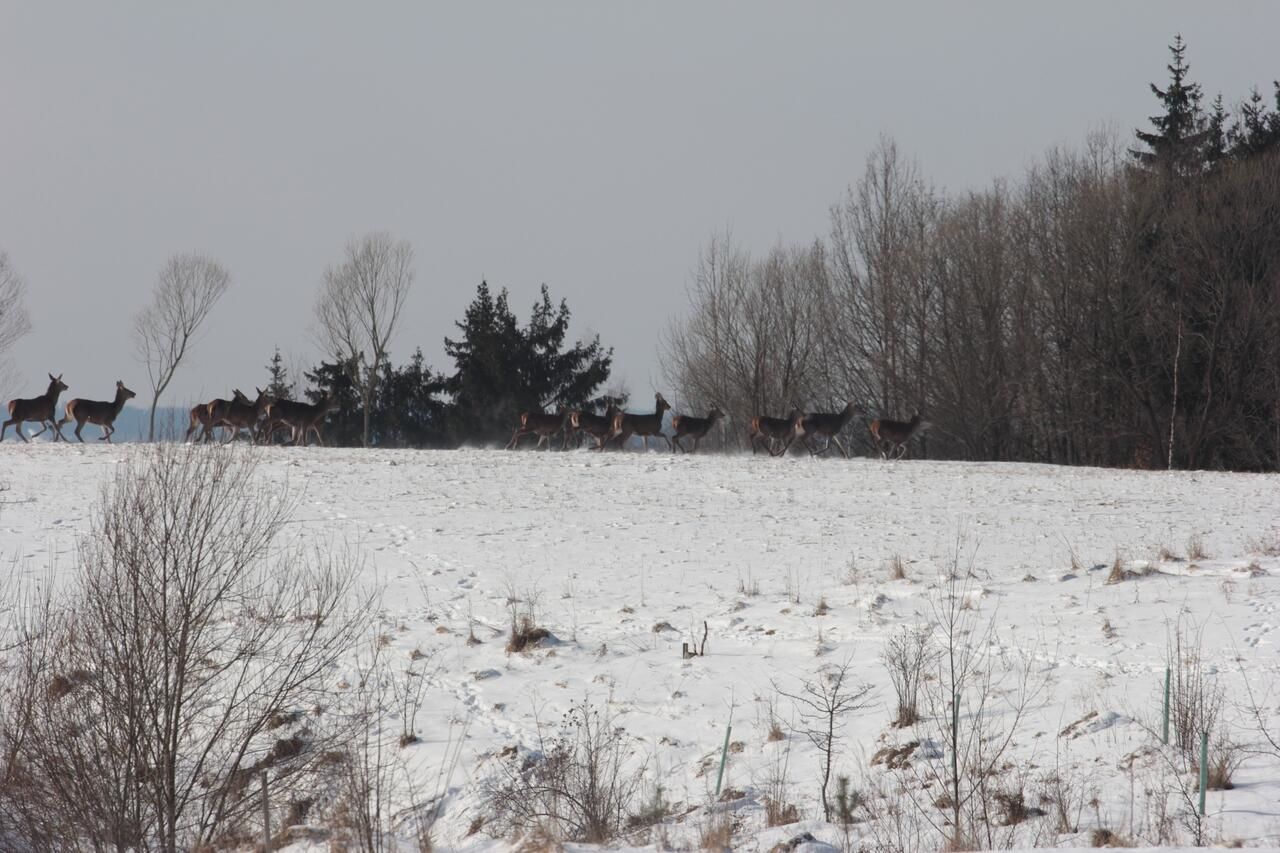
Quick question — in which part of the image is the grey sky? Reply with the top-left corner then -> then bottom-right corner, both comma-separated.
2,2 -> 1277,409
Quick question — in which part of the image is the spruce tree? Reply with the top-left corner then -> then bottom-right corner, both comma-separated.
443,281 -> 613,446
1132,35 -> 1208,175
265,347 -> 295,400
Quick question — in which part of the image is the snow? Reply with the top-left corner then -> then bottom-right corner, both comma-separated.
2,443 -> 1279,849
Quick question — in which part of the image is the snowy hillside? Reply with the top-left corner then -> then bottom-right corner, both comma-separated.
1,443 -> 1278,850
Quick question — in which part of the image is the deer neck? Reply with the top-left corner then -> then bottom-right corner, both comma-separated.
110,389 -> 130,417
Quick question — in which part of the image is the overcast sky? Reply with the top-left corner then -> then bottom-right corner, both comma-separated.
2,2 -> 1277,409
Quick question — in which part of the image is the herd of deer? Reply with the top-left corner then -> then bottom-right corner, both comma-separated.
506,393 -> 926,459
0,373 -> 337,445
3,376 -> 924,458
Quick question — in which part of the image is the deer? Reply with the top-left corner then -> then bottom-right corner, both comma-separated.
869,410 -> 924,460
747,408 -> 805,456
670,406 -> 725,453
566,403 -> 620,450
56,380 -> 136,443
505,410 -> 570,450
214,387 -> 275,444
1,373 -> 69,443
798,400 -> 862,458
601,393 -> 672,451
264,393 -> 336,446
185,390 -> 248,443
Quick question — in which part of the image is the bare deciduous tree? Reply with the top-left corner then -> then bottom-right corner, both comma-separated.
133,252 -> 230,440
315,232 -> 415,447
0,251 -> 34,397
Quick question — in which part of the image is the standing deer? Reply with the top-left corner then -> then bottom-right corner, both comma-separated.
748,408 -> 805,456
869,410 -> 924,460
670,406 -> 724,453
265,393 -> 337,446
1,373 -> 69,442
505,410 -> 570,450
798,401 -> 862,458
215,387 -> 274,444
566,403 -> 620,450
601,393 -> 671,451
57,380 -> 136,442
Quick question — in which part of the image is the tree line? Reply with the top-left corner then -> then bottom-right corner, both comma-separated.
662,36 -> 1280,470
3,37 -> 1277,467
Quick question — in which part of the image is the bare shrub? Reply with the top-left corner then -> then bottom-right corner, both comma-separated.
1185,533 -> 1208,561
881,624 -> 933,727
483,698 -> 641,844
0,445 -> 370,851
505,582 -> 551,654
887,554 -> 907,580
1168,618 -> 1223,755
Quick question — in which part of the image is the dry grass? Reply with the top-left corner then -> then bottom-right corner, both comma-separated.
1106,555 -> 1158,585
698,812 -> 734,851
812,597 -> 829,616
1186,533 -> 1209,561
887,554 -> 907,581
505,614 -> 551,654
1089,828 -> 1133,847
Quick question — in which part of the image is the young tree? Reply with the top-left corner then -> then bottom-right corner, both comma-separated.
776,659 -> 874,822
0,252 -> 33,397
314,232 -> 414,447
264,346 -> 295,400
133,252 -> 230,441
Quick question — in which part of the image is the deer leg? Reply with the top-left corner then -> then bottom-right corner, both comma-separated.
893,442 -> 908,461
673,435 -> 686,453
102,423 -> 114,443
830,436 -> 849,459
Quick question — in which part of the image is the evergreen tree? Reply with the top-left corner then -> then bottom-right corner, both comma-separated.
1230,86 -> 1280,157
443,281 -> 524,445
1132,35 -> 1208,175
265,347 -> 295,400
377,348 -> 449,447
303,358 -> 363,447
444,281 -> 613,446
1204,94 -> 1229,167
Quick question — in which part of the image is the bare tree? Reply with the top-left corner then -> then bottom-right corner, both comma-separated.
0,251 -> 33,397
133,252 -> 230,440
314,232 -> 415,447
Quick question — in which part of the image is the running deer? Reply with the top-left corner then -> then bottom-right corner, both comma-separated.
215,387 -> 274,444
265,393 -> 336,446
798,401 -> 862,458
602,393 -> 672,451
505,410 -> 569,450
57,380 -> 136,442
748,408 -> 805,456
186,390 -> 248,443
566,403 -> 620,450
670,406 -> 724,453
869,410 -> 924,460
1,373 -> 69,443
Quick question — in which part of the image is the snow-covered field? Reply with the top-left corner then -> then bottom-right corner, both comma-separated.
2,443 -> 1279,850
